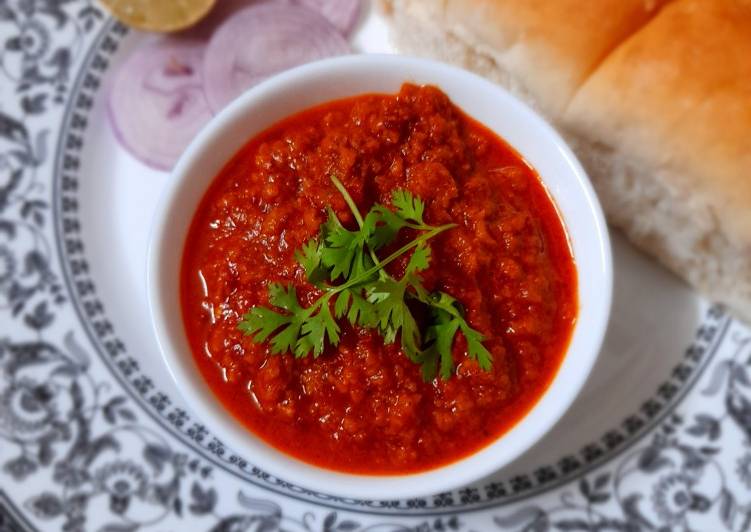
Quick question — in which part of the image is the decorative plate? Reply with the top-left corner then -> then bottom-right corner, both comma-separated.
1,1 -> 750,530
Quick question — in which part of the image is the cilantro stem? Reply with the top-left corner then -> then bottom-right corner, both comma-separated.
329,175 -> 442,234
327,174 -> 456,294
333,223 -> 456,294
330,174 -> 365,228
303,222 -> 455,309
330,174 -> 387,279
404,222 -> 441,231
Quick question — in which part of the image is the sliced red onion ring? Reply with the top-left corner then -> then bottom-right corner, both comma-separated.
297,0 -> 362,35
203,3 -> 350,113
108,39 -> 212,171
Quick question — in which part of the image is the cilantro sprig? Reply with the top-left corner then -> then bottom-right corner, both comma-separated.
238,176 -> 492,380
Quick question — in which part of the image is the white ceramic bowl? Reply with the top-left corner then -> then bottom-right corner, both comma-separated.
147,54 -> 613,500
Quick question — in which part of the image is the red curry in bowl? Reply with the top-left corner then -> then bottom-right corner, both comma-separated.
181,84 -> 577,474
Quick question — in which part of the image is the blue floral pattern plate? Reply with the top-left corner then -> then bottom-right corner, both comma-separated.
1,1 -> 750,530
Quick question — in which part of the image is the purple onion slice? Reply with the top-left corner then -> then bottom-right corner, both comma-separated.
108,39 -> 212,171
203,3 -> 350,113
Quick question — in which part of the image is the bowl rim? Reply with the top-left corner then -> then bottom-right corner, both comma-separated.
147,53 -> 613,500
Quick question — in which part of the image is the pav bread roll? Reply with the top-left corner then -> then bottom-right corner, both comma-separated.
380,0 -> 751,320
565,0 -> 751,320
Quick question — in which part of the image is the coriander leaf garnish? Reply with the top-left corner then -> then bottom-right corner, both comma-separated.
419,292 -> 493,380
295,239 -> 326,285
238,282 -> 340,357
392,188 -> 426,224
238,175 -> 493,379
320,207 -> 374,281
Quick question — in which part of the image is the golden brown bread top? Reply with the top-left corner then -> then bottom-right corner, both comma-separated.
564,0 -> 751,245
441,0 -> 669,117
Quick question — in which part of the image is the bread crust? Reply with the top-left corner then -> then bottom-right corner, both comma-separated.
565,0 -> 751,247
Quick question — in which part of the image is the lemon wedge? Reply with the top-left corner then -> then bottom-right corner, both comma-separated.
101,0 -> 216,32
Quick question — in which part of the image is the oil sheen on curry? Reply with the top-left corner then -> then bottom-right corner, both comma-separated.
181,84 -> 577,474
